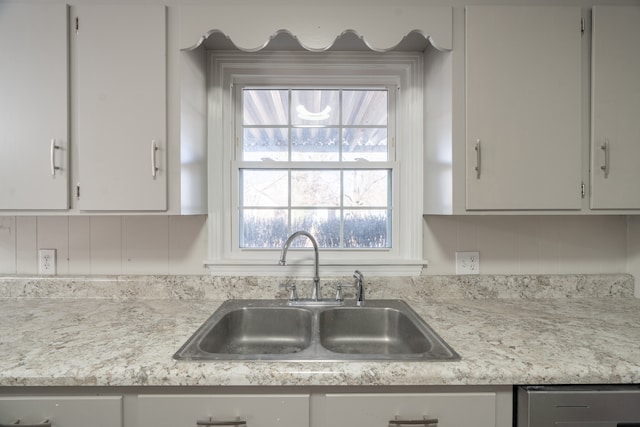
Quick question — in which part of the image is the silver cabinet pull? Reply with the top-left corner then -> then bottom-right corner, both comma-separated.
0,419 -> 52,427
474,139 -> 482,179
50,139 -> 60,176
600,139 -> 610,178
389,416 -> 438,426
151,140 -> 159,178
196,418 -> 246,426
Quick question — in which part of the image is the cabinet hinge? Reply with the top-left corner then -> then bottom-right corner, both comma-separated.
76,183 -> 80,199
75,17 -> 79,34
580,17 -> 585,34
581,182 -> 585,198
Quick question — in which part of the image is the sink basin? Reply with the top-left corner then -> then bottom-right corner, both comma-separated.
319,307 -> 433,355
199,307 -> 313,355
174,300 -> 459,361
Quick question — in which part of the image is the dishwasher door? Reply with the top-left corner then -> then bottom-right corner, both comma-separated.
517,385 -> 640,427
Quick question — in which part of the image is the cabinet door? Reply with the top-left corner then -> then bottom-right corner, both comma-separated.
590,6 -> 640,210
325,393 -> 496,427
466,6 -> 582,210
137,394 -> 309,427
76,5 -> 166,211
0,396 -> 122,427
0,4 -> 68,210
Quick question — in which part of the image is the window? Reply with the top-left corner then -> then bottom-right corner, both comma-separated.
238,87 -> 394,249
207,51 -> 424,275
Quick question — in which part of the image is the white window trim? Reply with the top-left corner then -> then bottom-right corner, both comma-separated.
205,51 -> 425,276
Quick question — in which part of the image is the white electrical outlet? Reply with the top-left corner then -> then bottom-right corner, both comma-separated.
38,249 -> 56,275
456,251 -> 479,275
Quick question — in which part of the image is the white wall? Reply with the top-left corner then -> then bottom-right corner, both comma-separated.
627,216 -> 640,297
0,214 -> 630,277
0,0 -> 637,280
425,215 -> 628,276
0,216 -> 207,275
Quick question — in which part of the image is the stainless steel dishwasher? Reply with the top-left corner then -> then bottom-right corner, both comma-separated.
517,385 -> 640,427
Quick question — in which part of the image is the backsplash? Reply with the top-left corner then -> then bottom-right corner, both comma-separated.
0,215 -> 631,277
0,274 -> 632,300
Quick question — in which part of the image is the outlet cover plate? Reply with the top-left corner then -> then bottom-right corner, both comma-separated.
456,251 -> 479,275
38,249 -> 56,275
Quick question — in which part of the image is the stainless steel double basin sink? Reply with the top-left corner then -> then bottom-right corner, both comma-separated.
174,300 -> 459,361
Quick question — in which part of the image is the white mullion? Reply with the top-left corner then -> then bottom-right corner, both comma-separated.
235,161 -> 396,169
338,88 -> 345,248
287,88 -> 293,233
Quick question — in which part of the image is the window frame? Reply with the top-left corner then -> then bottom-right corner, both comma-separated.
234,84 -> 396,251
206,51 -> 425,276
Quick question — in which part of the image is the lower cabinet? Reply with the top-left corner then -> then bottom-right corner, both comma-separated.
0,390 -> 507,427
136,394 -> 310,427
323,393 -> 497,427
0,396 -> 122,427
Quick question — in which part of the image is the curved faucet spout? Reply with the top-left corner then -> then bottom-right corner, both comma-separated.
279,230 -> 321,301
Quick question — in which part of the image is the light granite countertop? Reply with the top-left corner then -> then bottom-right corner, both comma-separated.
0,274 -> 638,387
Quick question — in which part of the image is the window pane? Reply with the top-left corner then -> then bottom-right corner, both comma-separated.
240,209 -> 288,248
344,209 -> 390,248
291,127 -> 339,161
342,128 -> 388,161
342,90 -> 387,126
243,128 -> 288,161
291,170 -> 340,207
343,170 -> 390,207
238,85 -> 393,250
292,209 -> 341,248
241,170 -> 288,206
243,89 -> 288,125
291,89 -> 339,126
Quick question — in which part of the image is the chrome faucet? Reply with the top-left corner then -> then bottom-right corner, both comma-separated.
279,231 -> 321,301
353,270 -> 365,306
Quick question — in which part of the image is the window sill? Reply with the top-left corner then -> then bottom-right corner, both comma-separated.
204,260 -> 426,276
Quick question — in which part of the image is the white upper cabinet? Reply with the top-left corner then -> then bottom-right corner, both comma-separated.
590,6 -> 640,210
465,6 -> 583,211
0,4 -> 68,210
76,5 -> 167,211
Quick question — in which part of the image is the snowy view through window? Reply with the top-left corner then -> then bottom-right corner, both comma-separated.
239,88 -> 392,249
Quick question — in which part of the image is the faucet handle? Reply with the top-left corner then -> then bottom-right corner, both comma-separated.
353,270 -> 365,306
288,284 -> 299,302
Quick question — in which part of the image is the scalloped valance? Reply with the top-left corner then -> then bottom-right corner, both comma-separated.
180,5 -> 452,52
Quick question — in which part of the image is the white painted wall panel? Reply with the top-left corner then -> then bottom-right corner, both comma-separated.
69,216 -> 91,274
122,217 -> 169,274
16,217 -> 37,274
0,218 -> 16,274
424,216 -> 627,276
169,216 -> 207,274
89,217 -> 123,275
37,217 -> 69,274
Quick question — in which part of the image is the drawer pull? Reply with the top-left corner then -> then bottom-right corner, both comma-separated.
389,416 -> 438,426
0,419 -> 52,427
196,418 -> 246,426
474,139 -> 481,179
600,139 -> 610,178
50,139 -> 60,176
151,140 -> 159,178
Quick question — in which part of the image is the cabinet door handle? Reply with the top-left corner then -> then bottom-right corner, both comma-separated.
50,139 -> 60,176
151,140 -> 159,178
0,418 -> 52,427
474,139 -> 481,179
600,139 -> 610,178
389,416 -> 438,426
196,419 -> 246,426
